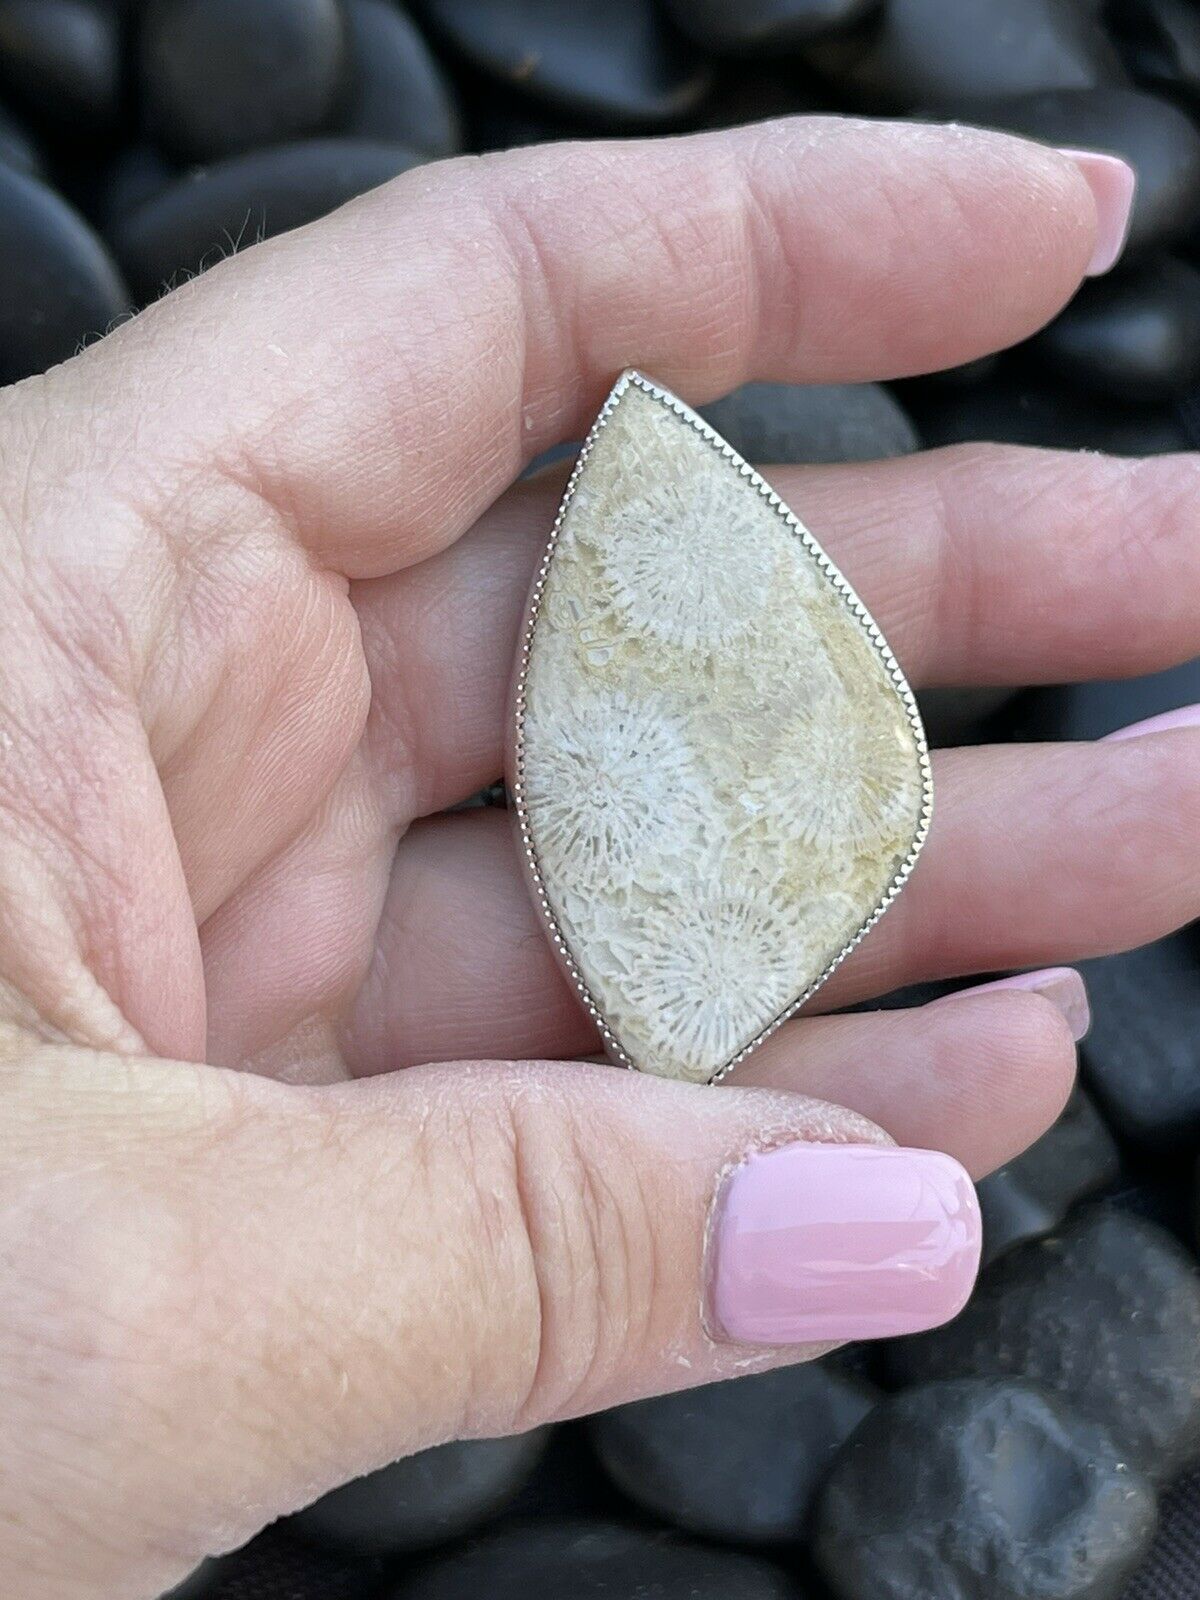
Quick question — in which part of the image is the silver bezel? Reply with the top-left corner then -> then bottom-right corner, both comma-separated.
507,369 -> 933,1084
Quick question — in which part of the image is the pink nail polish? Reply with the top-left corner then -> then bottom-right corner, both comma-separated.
1057,149 -> 1137,276
941,966 -> 1090,1042
708,1143 -> 980,1347
1103,703 -> 1200,742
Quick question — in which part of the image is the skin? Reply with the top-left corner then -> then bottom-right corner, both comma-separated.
1,117 -> 1199,1598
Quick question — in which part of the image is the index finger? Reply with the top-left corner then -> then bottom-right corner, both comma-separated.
44,117 -> 1109,578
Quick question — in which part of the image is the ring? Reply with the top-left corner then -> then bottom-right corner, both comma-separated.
508,371 -> 931,1085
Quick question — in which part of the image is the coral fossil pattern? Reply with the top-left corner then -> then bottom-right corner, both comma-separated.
521,689 -> 711,891
595,475 -> 781,653
516,375 -> 928,1085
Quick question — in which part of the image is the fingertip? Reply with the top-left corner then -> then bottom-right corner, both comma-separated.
815,118 -> 1114,372
937,966 -> 1090,1043
926,985 -> 1079,1152
904,122 -> 1113,316
1055,148 -> 1137,276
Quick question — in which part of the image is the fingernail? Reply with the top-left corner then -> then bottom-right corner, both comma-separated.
708,1143 -> 980,1346
940,966 -> 1090,1042
1057,149 -> 1137,276
1103,702 -> 1200,742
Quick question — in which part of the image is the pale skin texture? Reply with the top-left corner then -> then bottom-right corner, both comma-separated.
2,117 -> 1200,1598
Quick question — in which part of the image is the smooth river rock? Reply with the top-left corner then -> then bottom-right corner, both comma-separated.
1107,0 -> 1200,100
698,63 -> 824,130
976,1087 -> 1120,1266
108,137 -> 425,302
886,1206 -> 1200,1481
417,0 -> 714,128
1023,657 -> 1200,743
815,1380 -> 1158,1600
391,1520 -> 797,1600
699,381 -> 919,464
0,161 -> 129,382
1123,1465 -> 1200,1600
340,0 -> 462,157
914,374 -> 1191,455
512,372 -> 928,1083
590,1362 -> 878,1544
804,0 -> 1120,109
1079,931 -> 1200,1150
93,142 -> 175,226
140,0 -> 349,162
917,687 -> 1020,748
662,0 -> 880,55
156,1560 -> 226,1599
0,97 -> 40,175
0,0 -> 121,137
1030,257 -> 1200,402
290,1432 -> 549,1554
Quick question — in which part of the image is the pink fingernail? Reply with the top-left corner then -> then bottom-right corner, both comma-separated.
708,1143 -> 980,1347
1103,703 -> 1200,742
1057,149 -> 1137,276
941,966 -> 1090,1042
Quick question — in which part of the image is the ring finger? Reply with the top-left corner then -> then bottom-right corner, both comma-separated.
341,725 -> 1200,1070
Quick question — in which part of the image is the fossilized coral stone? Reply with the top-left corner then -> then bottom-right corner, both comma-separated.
511,372 -> 930,1085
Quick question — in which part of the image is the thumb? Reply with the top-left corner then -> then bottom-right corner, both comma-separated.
2,1047 -> 980,1598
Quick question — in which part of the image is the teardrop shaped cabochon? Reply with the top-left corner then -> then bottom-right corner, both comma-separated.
508,372 -> 931,1084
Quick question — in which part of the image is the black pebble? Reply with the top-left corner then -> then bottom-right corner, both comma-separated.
1079,932 -> 1200,1150
0,161 -> 129,383
289,1431 -> 549,1554
1030,257 -> 1200,402
0,97 -> 40,175
1123,1464 -> 1200,1600
0,0 -> 121,139
140,0 -> 348,163
698,64 -> 827,130
155,1558 -> 225,1599
661,0 -> 880,56
93,141 -> 174,225
390,1519 -> 797,1600
805,0 -> 1120,110
590,1362 -> 878,1545
108,137 -> 425,302
467,85 -> 572,152
912,353 -> 1002,389
917,688 -> 1020,749
814,1379 -> 1157,1600
341,0 -> 461,157
976,1087 -> 1121,1267
1024,657 -> 1200,742
1106,1176 -> 1196,1248
886,1205 -> 1200,1481
1106,0 -> 1200,102
958,88 -> 1200,254
522,439 -> 580,477
416,0 -> 715,129
699,381 -> 919,463
913,373 -> 1191,454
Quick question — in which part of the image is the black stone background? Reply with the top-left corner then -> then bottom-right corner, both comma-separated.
5,2 -> 1200,1597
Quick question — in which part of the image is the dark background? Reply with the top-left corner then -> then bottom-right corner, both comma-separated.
3,2 -> 1200,1598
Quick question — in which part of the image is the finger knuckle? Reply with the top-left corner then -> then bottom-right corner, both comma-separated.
462,1077 -> 660,1432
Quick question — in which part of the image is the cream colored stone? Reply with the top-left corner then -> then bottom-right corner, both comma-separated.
512,373 -> 930,1085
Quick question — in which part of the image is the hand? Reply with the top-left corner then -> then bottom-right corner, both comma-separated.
1,116 -> 1193,1600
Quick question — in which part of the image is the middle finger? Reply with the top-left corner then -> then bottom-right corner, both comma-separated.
356,442 -> 1200,821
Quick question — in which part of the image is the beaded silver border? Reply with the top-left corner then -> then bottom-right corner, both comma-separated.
507,370 -> 933,1085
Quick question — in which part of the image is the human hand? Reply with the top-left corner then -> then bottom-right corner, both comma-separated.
1,116 -> 1193,1599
